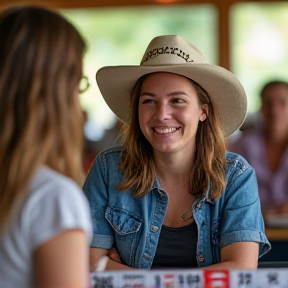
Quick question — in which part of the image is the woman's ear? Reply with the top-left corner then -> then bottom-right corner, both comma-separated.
200,104 -> 208,121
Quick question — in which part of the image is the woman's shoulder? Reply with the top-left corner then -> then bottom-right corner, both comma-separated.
88,146 -> 124,176
95,146 -> 123,164
98,145 -> 122,156
225,150 -> 251,166
225,151 -> 254,177
31,166 -> 81,194
224,152 -> 258,196
27,166 -> 89,211
28,166 -> 91,220
213,152 -> 258,205
24,166 -> 92,249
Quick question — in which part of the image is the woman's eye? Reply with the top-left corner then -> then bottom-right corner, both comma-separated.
172,98 -> 185,104
142,99 -> 155,104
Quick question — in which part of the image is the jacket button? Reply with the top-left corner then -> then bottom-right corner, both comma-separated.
151,225 -> 159,232
144,253 -> 151,259
198,254 -> 205,262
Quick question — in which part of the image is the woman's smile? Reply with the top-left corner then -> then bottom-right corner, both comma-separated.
152,126 -> 180,134
139,72 -> 207,154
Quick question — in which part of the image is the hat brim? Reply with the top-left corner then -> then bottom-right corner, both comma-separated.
96,64 -> 247,138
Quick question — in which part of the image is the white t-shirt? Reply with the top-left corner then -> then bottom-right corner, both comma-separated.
0,166 -> 93,288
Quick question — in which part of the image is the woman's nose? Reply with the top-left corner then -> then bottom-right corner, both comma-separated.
153,104 -> 172,120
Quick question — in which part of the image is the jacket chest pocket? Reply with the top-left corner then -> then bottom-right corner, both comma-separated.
105,205 -> 143,265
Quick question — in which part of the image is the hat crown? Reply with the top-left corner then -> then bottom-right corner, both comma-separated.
140,35 -> 207,66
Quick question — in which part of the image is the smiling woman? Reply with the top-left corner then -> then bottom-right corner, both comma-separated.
138,73 -> 207,162
83,34 -> 271,271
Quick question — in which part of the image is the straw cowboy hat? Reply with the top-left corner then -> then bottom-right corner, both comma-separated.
96,34 -> 247,137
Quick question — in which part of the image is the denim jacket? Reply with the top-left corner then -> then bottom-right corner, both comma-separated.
83,146 -> 270,268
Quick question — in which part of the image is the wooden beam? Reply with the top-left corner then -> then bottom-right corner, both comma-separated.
0,0 -> 217,10
218,1 -> 231,70
0,0 -> 285,9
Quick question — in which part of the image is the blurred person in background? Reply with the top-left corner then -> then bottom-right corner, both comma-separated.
0,6 -> 92,288
228,80 -> 288,217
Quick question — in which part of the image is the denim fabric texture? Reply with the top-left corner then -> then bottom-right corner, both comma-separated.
83,146 -> 271,269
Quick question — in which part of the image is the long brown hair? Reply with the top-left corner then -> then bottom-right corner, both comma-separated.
117,74 -> 227,199
0,6 -> 86,226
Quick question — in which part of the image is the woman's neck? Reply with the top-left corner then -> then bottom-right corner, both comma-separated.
154,150 -> 194,186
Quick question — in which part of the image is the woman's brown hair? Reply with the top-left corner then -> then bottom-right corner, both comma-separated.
117,74 -> 227,199
0,6 -> 86,226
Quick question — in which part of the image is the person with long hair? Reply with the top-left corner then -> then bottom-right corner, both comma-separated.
0,6 -> 92,288
84,35 -> 270,271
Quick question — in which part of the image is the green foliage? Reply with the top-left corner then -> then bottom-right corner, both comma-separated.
231,2 -> 288,111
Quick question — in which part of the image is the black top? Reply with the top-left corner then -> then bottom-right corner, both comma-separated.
151,221 -> 198,268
